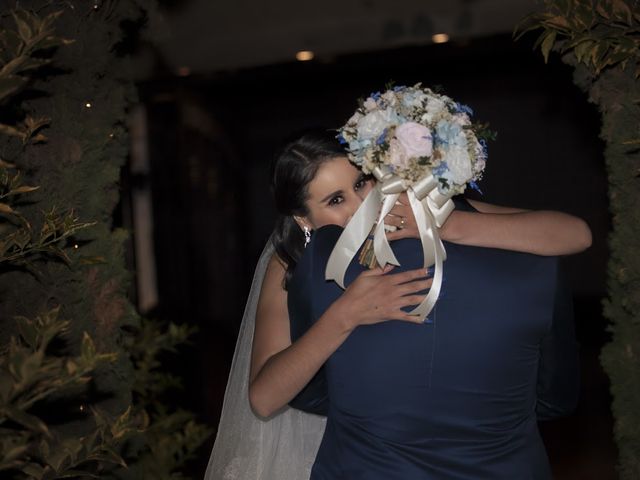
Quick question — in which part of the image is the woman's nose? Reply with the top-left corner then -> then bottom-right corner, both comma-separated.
345,193 -> 364,222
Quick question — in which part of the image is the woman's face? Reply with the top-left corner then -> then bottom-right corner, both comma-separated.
298,156 -> 374,230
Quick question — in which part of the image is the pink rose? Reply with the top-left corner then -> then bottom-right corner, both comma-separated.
388,138 -> 409,169
395,122 -> 433,159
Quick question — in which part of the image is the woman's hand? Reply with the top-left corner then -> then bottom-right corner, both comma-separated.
332,266 -> 432,329
385,193 -> 420,241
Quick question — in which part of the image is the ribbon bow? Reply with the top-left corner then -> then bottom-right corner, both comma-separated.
325,165 -> 455,321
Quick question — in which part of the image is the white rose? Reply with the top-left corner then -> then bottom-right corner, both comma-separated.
444,146 -> 473,184
357,109 -> 397,140
395,122 -> 433,159
388,138 -> 409,169
364,97 -> 378,111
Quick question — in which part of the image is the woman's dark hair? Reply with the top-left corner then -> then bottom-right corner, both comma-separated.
270,129 -> 346,289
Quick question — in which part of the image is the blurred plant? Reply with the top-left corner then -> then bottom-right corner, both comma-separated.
0,10 -> 73,104
0,6 -> 211,478
516,0 -> 640,75
0,307 -> 139,478
118,319 -> 212,479
516,1 -> 640,478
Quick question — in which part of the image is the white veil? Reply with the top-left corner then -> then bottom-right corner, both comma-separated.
204,240 -> 326,480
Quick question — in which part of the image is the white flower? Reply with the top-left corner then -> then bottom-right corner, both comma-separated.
347,111 -> 363,126
423,96 -> 447,123
364,97 -> 378,111
453,113 -> 471,126
357,109 -> 398,140
395,122 -> 433,159
443,145 -> 473,184
381,91 -> 398,107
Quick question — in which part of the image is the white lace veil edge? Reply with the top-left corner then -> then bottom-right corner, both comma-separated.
204,239 -> 326,480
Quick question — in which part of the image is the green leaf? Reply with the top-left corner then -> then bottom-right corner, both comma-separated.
0,76 -> 27,104
55,471 -> 99,479
80,333 -> 97,362
3,405 -> 50,436
16,316 -> 38,349
610,0 -> 634,24
0,202 -> 15,214
10,185 -> 40,194
574,38 -> 596,63
541,30 -> 558,63
35,36 -> 74,51
20,463 -> 46,479
11,10 -> 35,44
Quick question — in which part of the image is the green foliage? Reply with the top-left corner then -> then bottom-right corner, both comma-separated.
0,3 -> 211,479
0,164 -> 96,266
116,320 -> 213,479
516,0 -> 640,76
517,1 -> 640,478
0,307 -> 139,478
0,9 -> 72,104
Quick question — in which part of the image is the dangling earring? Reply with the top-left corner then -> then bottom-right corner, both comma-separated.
303,225 -> 311,248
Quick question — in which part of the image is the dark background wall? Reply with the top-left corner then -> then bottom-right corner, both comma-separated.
132,33 -> 614,477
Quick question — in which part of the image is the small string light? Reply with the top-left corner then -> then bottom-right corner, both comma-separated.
73,244 -> 79,249
85,102 -> 92,109
79,404 -> 85,412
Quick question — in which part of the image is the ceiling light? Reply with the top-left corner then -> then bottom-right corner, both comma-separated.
432,33 -> 450,44
296,50 -> 314,62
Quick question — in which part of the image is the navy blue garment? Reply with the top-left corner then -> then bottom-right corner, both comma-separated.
287,204 -> 579,479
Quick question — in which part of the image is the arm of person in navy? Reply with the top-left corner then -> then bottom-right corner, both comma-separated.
536,262 -> 580,420
287,225 -> 345,416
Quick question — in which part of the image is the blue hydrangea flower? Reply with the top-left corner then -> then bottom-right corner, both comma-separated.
435,120 -> 466,147
453,103 -> 474,116
432,162 -> 449,177
469,180 -> 483,194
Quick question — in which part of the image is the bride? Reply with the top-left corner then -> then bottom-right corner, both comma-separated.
204,130 -> 591,479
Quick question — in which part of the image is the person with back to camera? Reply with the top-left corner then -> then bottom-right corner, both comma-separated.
205,87 -> 591,480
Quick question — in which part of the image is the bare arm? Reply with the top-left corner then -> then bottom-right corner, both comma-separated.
386,195 -> 592,256
249,256 -> 431,418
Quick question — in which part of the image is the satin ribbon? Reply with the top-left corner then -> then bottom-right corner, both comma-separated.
325,166 -> 455,322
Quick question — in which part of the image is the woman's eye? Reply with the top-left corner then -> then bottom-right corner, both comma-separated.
328,196 -> 343,206
354,179 -> 365,190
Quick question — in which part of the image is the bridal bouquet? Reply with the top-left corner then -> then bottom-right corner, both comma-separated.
337,84 -> 488,195
326,84 -> 492,322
